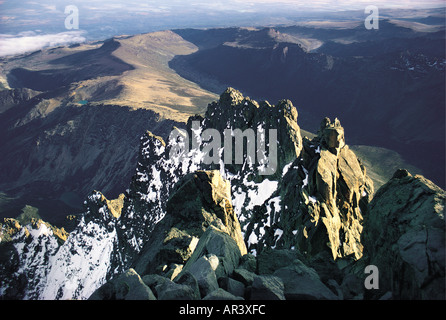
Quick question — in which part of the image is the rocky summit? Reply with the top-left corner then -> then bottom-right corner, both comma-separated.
0,88 -> 444,300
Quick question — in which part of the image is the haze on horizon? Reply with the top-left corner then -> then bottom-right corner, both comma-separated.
0,0 -> 445,56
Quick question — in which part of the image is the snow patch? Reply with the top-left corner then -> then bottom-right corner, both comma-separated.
245,179 -> 278,210
309,196 -> 317,204
282,162 -> 293,177
302,167 -> 309,187
41,218 -> 118,300
272,228 -> 283,249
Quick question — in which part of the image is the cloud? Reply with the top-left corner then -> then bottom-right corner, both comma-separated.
41,4 -> 58,12
231,0 -> 445,10
0,31 -> 86,57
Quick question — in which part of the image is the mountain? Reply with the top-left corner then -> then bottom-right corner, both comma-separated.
0,31 -> 218,227
0,18 -> 444,301
170,21 -> 446,188
0,26 -> 424,230
1,88 -> 444,300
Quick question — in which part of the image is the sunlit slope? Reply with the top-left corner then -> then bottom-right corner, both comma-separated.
103,31 -> 217,120
3,31 -> 218,122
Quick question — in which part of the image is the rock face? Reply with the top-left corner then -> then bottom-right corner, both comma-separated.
0,98 -> 180,228
91,169 -> 340,301
247,117 -> 373,261
85,89 -> 377,301
363,170 -> 445,300
0,88 -> 40,114
203,87 -> 303,174
1,88 -> 443,300
132,170 -> 246,279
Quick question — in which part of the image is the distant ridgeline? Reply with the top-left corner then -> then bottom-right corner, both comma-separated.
0,88 -> 444,300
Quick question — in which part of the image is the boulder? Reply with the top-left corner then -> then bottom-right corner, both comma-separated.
218,277 -> 245,298
182,227 -> 242,279
203,288 -> 244,300
156,279 -> 199,300
238,253 -> 257,273
257,249 -> 303,275
273,259 -> 338,300
340,273 -> 365,300
232,268 -> 256,287
307,251 -> 343,284
142,274 -> 171,298
251,275 -> 285,300
89,268 -> 156,300
132,221 -> 199,277
163,263 -> 184,280
175,270 -> 201,300
187,254 -> 220,297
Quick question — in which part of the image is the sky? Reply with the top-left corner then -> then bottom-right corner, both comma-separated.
0,0 -> 445,56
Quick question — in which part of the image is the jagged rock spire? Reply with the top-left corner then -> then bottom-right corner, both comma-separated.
247,117 -> 373,261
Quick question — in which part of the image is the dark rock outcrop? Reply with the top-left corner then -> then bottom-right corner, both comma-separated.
89,268 -> 156,300
250,275 -> 285,300
363,169 -> 445,300
132,170 -> 246,278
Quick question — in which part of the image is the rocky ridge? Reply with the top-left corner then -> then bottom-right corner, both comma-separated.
0,88 -> 444,300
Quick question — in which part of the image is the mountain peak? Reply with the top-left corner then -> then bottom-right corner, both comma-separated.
218,87 -> 245,106
317,117 -> 345,155
1,88 -> 444,300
